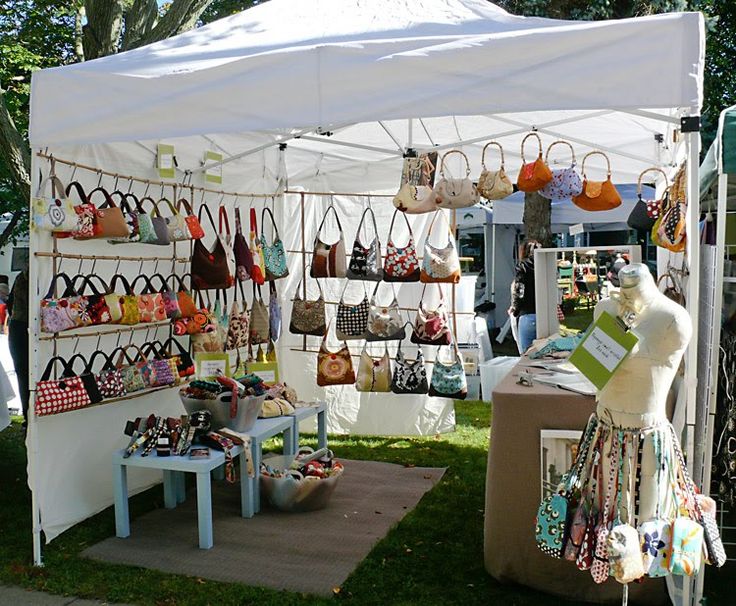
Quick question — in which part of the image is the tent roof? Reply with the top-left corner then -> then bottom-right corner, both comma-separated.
30,0 -> 704,148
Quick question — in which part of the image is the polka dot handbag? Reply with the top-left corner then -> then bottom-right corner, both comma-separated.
35,355 -> 98,417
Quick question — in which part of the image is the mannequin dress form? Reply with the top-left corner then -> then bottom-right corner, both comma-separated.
536,263 -> 723,587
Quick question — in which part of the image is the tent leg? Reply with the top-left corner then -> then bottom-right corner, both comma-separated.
490,223 -> 496,304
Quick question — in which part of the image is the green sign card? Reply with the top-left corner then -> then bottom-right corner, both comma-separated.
157,143 -> 175,179
195,352 -> 230,379
568,311 -> 639,391
203,150 -> 223,184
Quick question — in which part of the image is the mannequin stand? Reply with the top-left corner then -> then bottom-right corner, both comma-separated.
622,584 -> 629,606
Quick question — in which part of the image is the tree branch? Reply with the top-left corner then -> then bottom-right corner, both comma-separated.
82,0 -> 125,60
122,0 -> 159,51
129,0 -> 215,49
74,5 -> 86,62
0,91 -> 31,204
0,210 -> 23,250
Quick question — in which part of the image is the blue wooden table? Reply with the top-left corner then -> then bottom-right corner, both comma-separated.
288,402 -> 328,453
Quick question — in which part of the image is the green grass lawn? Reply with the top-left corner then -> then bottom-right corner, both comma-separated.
0,406 -> 733,605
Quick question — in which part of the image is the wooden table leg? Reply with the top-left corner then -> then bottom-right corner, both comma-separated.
195,471 -> 213,549
239,450 -> 253,518
163,470 -> 177,509
113,462 -> 130,538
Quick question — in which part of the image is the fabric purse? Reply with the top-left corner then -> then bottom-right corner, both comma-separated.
160,337 -> 195,378
317,328 -> 356,386
107,192 -> 143,243
248,207 -> 266,285
226,282 -> 249,351
141,343 -> 179,388
540,140 -> 583,200
366,283 -> 405,341
347,206 -> 383,281
564,501 -> 589,562
311,204 -> 347,278
64,181 -> 96,239
652,164 -> 687,253
192,204 -> 234,290
421,210 -> 461,284
145,197 -> 173,245
477,141 -> 514,201
393,184 -> 437,214
572,151 -> 622,212
428,343 -> 467,399
411,285 -> 452,346
639,519 -> 673,577
170,274 -> 198,318
115,346 -> 148,393
178,197 -> 204,239
608,523 -> 646,583
250,284 -> 270,345
391,343 -> 429,395
517,133 -> 553,192
336,283 -> 369,341
669,517 -> 704,576
156,198 -> 189,242
35,356 -> 94,416
260,206 -> 289,280
383,210 -> 420,282
73,274 -> 113,326
433,150 -> 479,209
131,275 -> 167,323
290,272 -> 327,336
356,345 -> 392,392
233,206 -> 252,281
627,168 -> 668,232
269,281 -> 281,341
218,205 -> 237,281
77,187 -> 130,240
40,273 -> 88,333
109,274 -> 140,325
147,273 -> 182,320
86,350 -> 126,400
32,172 -> 78,232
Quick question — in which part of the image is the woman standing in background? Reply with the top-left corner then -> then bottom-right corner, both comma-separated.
509,239 -> 541,353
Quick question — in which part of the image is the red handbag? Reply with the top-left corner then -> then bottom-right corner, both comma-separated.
177,197 -> 204,239
234,206 -> 253,281
35,355 -> 96,416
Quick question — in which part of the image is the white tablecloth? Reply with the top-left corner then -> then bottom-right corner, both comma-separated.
0,335 -> 18,431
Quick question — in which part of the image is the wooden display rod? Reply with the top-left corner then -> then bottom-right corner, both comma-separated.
288,346 -> 446,364
39,320 -> 172,341
35,251 -> 189,263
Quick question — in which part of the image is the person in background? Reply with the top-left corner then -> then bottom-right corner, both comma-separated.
509,239 -> 541,353
0,283 -> 8,332
7,268 -> 29,427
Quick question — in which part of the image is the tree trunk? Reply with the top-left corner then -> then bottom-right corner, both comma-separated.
0,90 -> 31,249
74,6 -> 86,62
122,0 -> 159,51
522,191 -> 553,246
129,0 -> 215,49
83,0 -> 125,60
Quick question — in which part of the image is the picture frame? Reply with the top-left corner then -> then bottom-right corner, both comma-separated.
540,429 -> 582,500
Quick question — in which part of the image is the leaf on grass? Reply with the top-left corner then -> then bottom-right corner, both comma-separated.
332,586 -> 341,595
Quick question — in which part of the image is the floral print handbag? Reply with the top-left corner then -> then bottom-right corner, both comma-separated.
131,275 -> 167,323
32,172 -> 78,233
421,210 -> 461,284
86,350 -> 127,399
366,283 -> 405,341
411,285 -> 452,346
383,210 -> 420,282
260,205 -> 289,280
540,140 -> 583,201
347,205 -> 383,281
290,271 -> 326,336
72,274 -> 113,326
40,273 -> 89,333
317,324 -> 356,387
428,343 -> 467,399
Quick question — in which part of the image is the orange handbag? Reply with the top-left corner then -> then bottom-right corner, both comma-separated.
572,151 -> 622,212
516,132 -> 553,192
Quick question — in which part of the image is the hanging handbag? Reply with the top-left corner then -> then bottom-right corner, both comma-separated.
336,282 -> 369,341
109,274 -> 140,325
115,346 -> 149,393
393,184 -> 437,214
86,350 -> 126,400
627,168 -> 668,232
40,273 -> 88,333
64,181 -> 96,239
269,280 -> 282,341
366,283 -> 405,341
233,205 -> 253,281
155,197 -> 189,242
383,210 -> 420,283
178,197 -> 204,239
477,141 -> 514,201
311,204 -> 347,278
249,207 -> 266,285
141,342 -> 179,388
191,204 -> 234,290
76,187 -> 130,240
652,165 -> 687,252
148,273 -> 182,320
540,141 -> 583,200
170,273 -> 198,318
317,325 -> 356,387
250,284 -> 270,345
572,151 -> 622,212
261,206 -> 289,280
218,205 -> 237,279
411,285 -> 452,346
73,274 -> 113,326
421,210 -> 461,284
137,196 -> 170,245
428,343 -> 467,399
347,206 -> 383,281
391,342 -> 429,395
517,133 -> 553,193
35,356 -> 94,416
131,275 -> 167,323
290,271 -> 327,336
160,337 -> 195,378
433,150 -> 479,209
226,282 -> 249,351
356,345 -> 392,392
32,172 -> 78,232
190,294 -> 224,353
108,191 -> 143,244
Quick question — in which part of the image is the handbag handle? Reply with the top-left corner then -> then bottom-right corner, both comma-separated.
138,195 -> 160,216
355,206 -> 379,242
160,337 -> 190,358
314,204 -> 343,243
116,192 -> 143,214
85,349 -> 113,374
141,340 -> 166,360
440,150 -> 471,178
418,283 -> 446,307
480,141 -> 505,171
148,273 -> 173,294
544,140 -> 576,168
121,343 -> 147,363
43,272 -> 78,300
109,273 -> 133,295
234,206 -> 244,235
426,209 -> 452,238
637,167 -> 669,195
130,274 -> 156,295
87,186 -> 117,209
72,273 -> 111,296
387,208 -> 413,242
169,272 -> 193,292
156,197 -> 180,218
293,268 -> 323,301
520,132 -> 543,164
40,355 -> 75,381
261,206 -> 281,242
36,174 -> 67,199
64,181 -> 88,204
176,197 -> 195,216
197,203 -> 218,232
62,353 -> 90,378
580,151 -> 612,178
218,205 -> 231,237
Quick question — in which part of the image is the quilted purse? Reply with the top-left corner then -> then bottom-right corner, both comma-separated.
383,210 -> 420,282
517,133 -> 553,192
391,343 -> 429,395
411,285 -> 452,346
366,283 -> 405,341
250,284 -> 270,345
290,272 -> 327,336
261,206 -> 289,280
249,207 -> 266,285
652,164 -> 687,253
347,206 -> 383,281
336,282 -> 369,341
40,273 -> 88,333
540,140 -> 583,200
355,345 -> 392,392
160,337 -> 195,378
316,326 -> 356,387
109,274 -> 140,325
32,172 -> 78,232
627,168 -> 668,232
428,343 -> 467,399
477,141 -> 514,201
421,210 -> 461,284
115,346 -> 149,393
433,150 -> 479,209
86,350 -> 126,399
64,181 -> 96,239
192,204 -> 234,290
131,275 -> 167,323
233,206 -> 252,281
77,187 -> 130,240
572,151 -> 622,212
35,355 -> 94,416
311,204 -> 347,278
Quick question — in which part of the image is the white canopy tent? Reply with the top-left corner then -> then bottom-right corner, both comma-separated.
27,2 -> 706,601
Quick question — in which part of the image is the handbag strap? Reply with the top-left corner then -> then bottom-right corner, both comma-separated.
293,270 -> 323,301
261,206 -> 280,242
218,205 -> 231,237
355,206 -> 379,243
73,273 -> 110,296
249,206 -> 260,237
314,203 -> 343,244
142,340 -> 166,360
520,132 -> 543,164
44,272 -> 78,300
637,167 -> 669,195
148,273 -> 173,293
87,186 -> 117,209
64,181 -> 88,204
36,174 -> 67,199
198,203 -> 218,232
118,192 -> 143,214
339,277 -> 367,304
138,195 -> 160,215
160,337 -> 190,358
480,141 -> 505,170
419,283 -> 446,307
439,150 -> 471,178
40,355 -> 74,381
544,140 -> 576,168
109,273 -> 133,295
176,197 -> 195,216
234,206 -> 244,235
580,151 -> 612,178
122,343 -> 147,363
62,353 -> 89,378
387,209 -> 413,242
85,349 -> 113,374
370,280 -> 397,305
130,274 -> 155,295
157,197 -> 179,217
426,209 -> 452,240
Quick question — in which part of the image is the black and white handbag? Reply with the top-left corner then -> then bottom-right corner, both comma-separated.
391,342 -> 429,395
335,282 -> 369,341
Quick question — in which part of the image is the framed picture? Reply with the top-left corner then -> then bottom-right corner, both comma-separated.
540,429 -> 582,499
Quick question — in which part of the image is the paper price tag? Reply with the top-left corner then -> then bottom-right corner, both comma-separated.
195,352 -> 230,379
581,327 -> 628,372
157,143 -> 175,179
569,223 -> 585,236
203,150 -> 223,184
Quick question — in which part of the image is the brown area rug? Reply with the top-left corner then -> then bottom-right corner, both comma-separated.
83,459 -> 445,596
